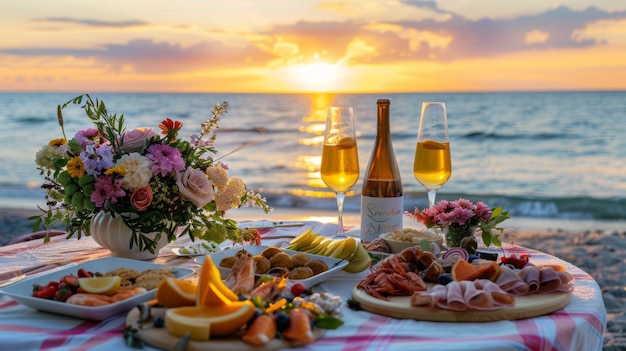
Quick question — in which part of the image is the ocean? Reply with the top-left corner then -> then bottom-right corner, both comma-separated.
1,91 -> 625,225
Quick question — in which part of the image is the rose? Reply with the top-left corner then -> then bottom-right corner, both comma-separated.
176,167 -> 215,207
130,186 -> 153,211
120,128 -> 157,153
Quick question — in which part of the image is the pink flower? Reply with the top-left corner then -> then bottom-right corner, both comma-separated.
176,167 -> 215,208
409,198 -> 493,229
90,175 -> 125,208
74,128 -> 104,147
146,144 -> 186,176
475,201 -> 492,221
130,186 -> 153,211
120,128 -> 157,153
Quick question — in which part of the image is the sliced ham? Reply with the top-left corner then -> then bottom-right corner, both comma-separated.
474,279 -> 515,308
495,265 -> 529,296
443,281 -> 468,311
555,271 -> 575,293
410,284 -> 447,308
519,265 -> 541,294
410,280 -> 514,311
537,266 -> 574,294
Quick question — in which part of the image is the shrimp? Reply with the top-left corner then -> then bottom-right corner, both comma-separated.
66,287 -> 147,306
66,293 -> 114,306
249,277 -> 286,301
224,250 -> 256,294
111,287 -> 147,301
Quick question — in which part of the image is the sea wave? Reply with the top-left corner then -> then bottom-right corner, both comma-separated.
2,184 -> 624,222
258,190 -> 626,221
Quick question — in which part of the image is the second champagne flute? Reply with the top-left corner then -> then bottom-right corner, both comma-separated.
320,106 -> 360,238
414,102 -> 452,207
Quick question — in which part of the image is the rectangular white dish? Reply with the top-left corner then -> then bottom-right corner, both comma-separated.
0,257 -> 193,321
195,245 -> 349,289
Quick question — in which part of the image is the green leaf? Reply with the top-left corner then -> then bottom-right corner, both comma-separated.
314,316 -> 344,330
483,232 -> 492,247
491,206 -> 503,219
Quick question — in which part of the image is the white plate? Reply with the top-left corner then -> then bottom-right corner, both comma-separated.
0,257 -> 193,321
171,247 -> 228,257
172,247 -> 204,257
172,240 -> 226,257
195,245 -> 349,289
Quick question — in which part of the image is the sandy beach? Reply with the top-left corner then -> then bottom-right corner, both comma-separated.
1,206 -> 624,350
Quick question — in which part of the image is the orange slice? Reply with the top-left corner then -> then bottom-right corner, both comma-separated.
470,261 -> 501,281
155,277 -> 197,308
451,259 -> 475,281
165,300 -> 255,340
452,259 -> 501,282
197,256 -> 238,304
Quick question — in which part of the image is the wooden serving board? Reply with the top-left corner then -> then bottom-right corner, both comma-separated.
126,307 -> 325,351
352,285 -> 571,322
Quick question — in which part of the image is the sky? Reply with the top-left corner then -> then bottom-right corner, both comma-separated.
1,0 -> 626,93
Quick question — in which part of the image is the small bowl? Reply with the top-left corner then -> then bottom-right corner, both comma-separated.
380,229 -> 443,254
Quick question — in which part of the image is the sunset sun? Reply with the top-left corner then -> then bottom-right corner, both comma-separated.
296,62 -> 338,84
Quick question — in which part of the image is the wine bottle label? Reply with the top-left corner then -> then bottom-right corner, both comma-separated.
360,195 -> 404,242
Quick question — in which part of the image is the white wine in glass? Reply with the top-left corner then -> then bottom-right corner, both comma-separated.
321,106 -> 359,238
414,102 -> 451,207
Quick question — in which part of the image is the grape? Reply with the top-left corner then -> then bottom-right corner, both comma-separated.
437,273 -> 453,286
153,316 -> 165,328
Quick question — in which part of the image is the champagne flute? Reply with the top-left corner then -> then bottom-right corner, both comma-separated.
320,106 -> 360,238
414,102 -> 452,208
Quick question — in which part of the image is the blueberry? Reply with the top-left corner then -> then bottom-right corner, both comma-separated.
153,315 -> 165,328
437,273 -> 453,286
238,294 -> 248,301
275,311 -> 290,331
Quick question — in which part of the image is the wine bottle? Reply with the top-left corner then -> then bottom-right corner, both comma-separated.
360,99 -> 404,243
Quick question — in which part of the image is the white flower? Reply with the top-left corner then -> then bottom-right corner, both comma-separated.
117,153 -> 153,190
206,164 -> 229,187
35,144 -> 68,169
215,176 -> 246,211
176,167 -> 215,208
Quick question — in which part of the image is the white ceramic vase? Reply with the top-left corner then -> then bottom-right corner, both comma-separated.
89,211 -> 170,260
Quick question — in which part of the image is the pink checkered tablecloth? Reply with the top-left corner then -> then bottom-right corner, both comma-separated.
0,222 -> 606,351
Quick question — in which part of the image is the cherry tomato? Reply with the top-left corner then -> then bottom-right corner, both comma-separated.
290,282 -> 310,296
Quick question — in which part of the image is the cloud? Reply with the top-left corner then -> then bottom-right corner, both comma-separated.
390,5 -> 626,60
3,4 -> 626,73
1,39 -> 276,74
34,17 -> 149,28
256,4 -> 626,65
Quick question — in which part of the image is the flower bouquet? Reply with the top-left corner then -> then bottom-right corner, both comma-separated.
33,94 -> 271,254
406,198 -> 509,248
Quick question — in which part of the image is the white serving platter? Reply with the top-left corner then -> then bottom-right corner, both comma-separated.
0,257 -> 193,321
195,245 -> 349,289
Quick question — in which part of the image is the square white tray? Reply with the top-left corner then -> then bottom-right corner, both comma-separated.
0,257 -> 193,321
